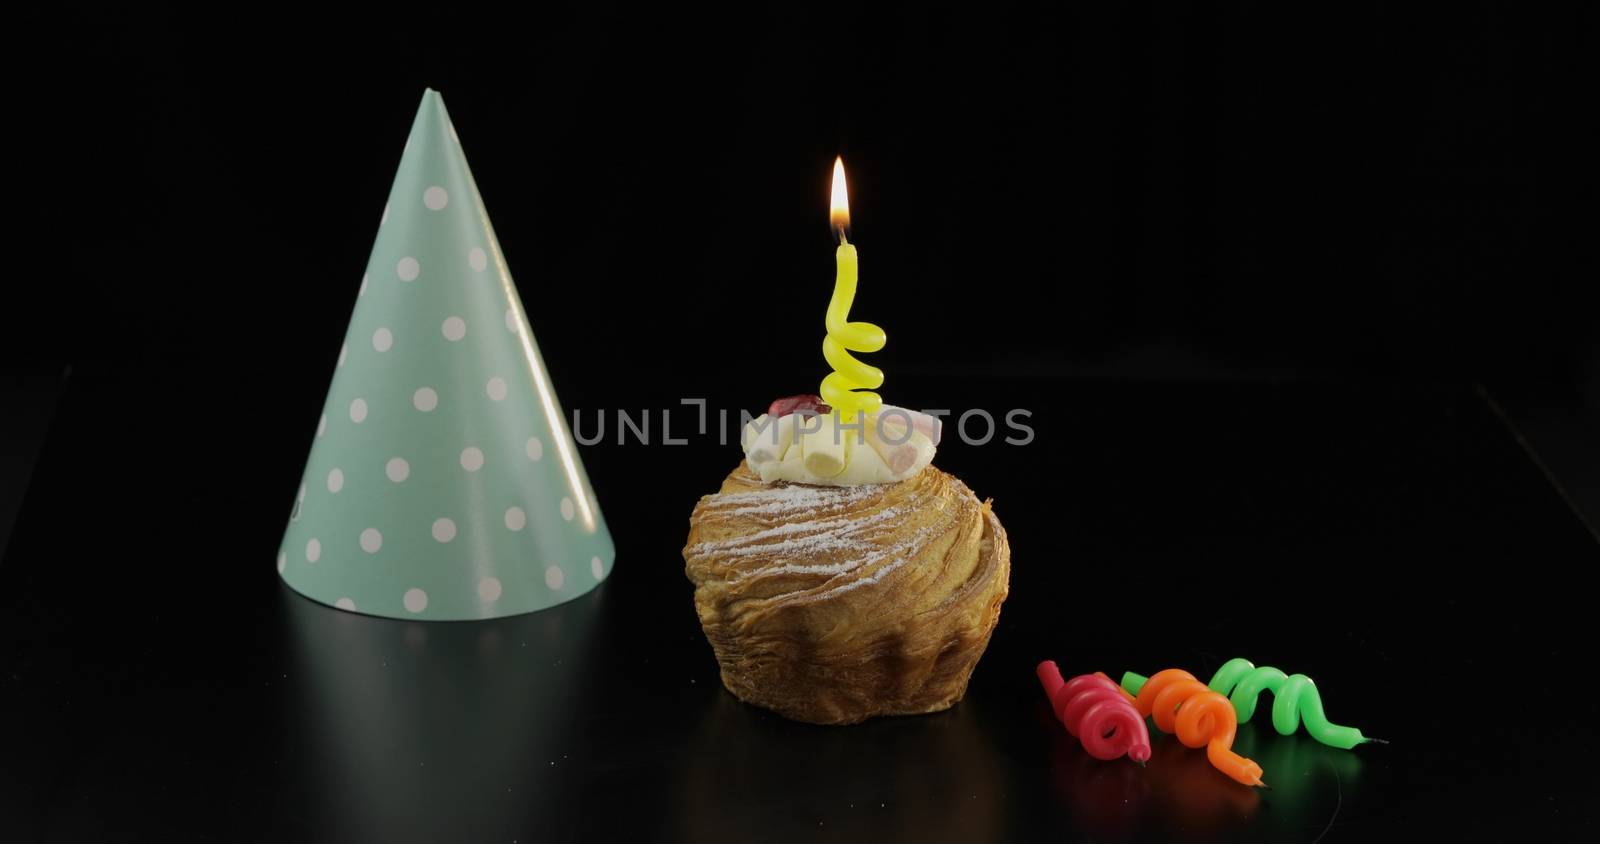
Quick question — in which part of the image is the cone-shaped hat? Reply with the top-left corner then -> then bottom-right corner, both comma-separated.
278,89 -> 613,620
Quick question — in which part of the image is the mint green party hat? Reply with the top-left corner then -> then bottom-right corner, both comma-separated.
278,89 -> 613,620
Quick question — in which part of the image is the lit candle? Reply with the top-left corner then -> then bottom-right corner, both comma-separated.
806,156 -> 886,477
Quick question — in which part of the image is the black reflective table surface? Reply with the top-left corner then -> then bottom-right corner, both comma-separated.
3,373 -> 1596,842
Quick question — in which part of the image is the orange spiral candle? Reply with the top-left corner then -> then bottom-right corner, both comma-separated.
1132,668 -> 1267,788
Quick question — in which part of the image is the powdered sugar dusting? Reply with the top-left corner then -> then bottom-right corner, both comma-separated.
744,538 -> 896,575
706,482 -> 881,517
794,526 -> 938,602
687,507 -> 902,559
686,468 -> 983,612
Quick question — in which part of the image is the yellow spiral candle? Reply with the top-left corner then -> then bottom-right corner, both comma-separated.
819,157 -> 885,423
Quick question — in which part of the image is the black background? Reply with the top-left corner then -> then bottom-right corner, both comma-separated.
4,5 -> 1598,842
11,6 -> 1596,391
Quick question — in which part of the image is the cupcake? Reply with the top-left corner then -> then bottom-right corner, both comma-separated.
683,395 -> 1011,724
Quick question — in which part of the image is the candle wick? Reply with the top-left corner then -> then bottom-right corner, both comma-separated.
835,227 -> 849,245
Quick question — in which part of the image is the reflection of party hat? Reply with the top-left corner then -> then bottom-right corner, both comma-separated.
278,89 -> 613,620
280,586 -> 606,838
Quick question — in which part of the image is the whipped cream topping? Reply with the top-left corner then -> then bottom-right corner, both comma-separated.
740,410 -> 936,486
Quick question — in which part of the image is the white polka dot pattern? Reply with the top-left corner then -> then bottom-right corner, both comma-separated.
278,89 -> 612,620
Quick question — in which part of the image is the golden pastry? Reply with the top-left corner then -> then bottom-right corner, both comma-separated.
683,399 -> 1010,724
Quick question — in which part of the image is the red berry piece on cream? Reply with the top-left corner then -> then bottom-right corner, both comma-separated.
768,394 -> 831,418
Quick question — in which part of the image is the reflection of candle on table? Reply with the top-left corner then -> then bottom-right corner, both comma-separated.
805,156 -> 887,477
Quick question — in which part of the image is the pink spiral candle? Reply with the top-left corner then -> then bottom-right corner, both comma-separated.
1037,661 -> 1152,763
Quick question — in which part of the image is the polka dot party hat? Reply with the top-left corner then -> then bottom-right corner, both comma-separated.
278,89 -> 614,620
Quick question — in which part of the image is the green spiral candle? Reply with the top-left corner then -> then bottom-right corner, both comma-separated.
1121,658 -> 1380,750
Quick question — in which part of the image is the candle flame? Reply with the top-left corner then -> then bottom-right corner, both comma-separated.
830,156 -> 850,237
